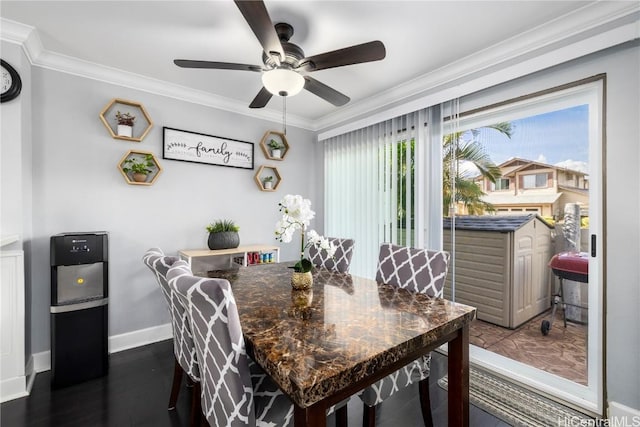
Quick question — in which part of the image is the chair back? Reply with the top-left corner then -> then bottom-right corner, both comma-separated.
308,237 -> 355,273
167,260 -> 255,427
143,248 -> 199,381
375,243 -> 450,297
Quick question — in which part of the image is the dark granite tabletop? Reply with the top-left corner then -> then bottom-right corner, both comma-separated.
212,262 -> 476,409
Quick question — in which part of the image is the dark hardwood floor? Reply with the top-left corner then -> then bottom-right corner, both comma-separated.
1,339 -> 509,427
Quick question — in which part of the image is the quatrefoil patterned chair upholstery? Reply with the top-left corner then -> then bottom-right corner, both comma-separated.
166,260 -> 295,427
143,248 -> 201,425
359,243 -> 450,427
308,237 -> 355,273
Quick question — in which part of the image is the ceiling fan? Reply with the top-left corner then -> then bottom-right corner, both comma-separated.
174,0 -> 386,109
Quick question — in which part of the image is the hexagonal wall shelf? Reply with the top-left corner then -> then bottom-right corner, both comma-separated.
259,131 -> 289,161
254,165 -> 282,192
100,98 -> 153,142
118,150 -> 163,186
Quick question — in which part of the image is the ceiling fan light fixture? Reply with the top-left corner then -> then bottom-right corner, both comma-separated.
262,69 -> 305,97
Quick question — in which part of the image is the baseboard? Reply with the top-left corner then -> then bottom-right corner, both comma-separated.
0,376 -> 28,403
32,322 -> 173,373
33,350 -> 51,373
608,401 -> 640,422
108,322 -> 173,354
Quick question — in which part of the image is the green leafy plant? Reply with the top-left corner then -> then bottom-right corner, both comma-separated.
263,176 -> 274,183
268,139 -> 283,150
115,111 -> 135,126
206,219 -> 240,234
122,154 -> 155,175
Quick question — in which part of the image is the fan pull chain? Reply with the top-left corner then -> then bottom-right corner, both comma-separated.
282,95 -> 287,135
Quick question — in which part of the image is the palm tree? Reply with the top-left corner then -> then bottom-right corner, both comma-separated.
443,122 -> 513,216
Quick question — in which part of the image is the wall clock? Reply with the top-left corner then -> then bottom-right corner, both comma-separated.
1,59 -> 22,103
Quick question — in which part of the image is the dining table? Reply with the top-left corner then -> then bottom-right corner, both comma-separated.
209,262 -> 476,427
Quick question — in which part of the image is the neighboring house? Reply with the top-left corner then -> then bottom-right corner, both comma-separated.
474,158 -> 589,219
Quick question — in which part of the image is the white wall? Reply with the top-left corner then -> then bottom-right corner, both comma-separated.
24,66 -> 318,353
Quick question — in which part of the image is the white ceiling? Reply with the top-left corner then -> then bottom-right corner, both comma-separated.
1,1 -> 637,129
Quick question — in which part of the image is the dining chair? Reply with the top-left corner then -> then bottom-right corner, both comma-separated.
308,237 -> 355,273
166,260 -> 350,427
143,248 -> 201,425
166,260 -> 294,426
359,243 -> 450,427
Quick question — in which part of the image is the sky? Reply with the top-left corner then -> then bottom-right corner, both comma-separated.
461,104 -> 590,174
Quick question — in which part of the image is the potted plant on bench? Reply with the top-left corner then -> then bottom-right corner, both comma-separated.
206,219 -> 240,250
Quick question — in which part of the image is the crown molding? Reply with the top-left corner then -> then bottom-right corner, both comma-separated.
0,18 -> 33,45
315,1 -> 640,132
2,0 -> 638,134
0,18 -> 314,130
0,17 -> 43,64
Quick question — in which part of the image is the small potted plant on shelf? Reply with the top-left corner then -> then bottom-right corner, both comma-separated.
263,175 -> 274,190
206,219 -> 240,250
115,111 -> 135,137
268,139 -> 284,159
122,153 -> 156,183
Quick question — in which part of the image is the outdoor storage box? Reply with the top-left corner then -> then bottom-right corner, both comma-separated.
443,215 -> 554,329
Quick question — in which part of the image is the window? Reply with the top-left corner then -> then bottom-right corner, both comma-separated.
491,178 -> 510,191
522,172 -> 548,189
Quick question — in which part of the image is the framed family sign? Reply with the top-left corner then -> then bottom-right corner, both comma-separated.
162,127 -> 254,170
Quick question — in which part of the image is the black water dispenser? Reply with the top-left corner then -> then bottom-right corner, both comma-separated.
50,232 -> 109,388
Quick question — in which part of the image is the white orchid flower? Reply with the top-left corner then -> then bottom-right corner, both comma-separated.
276,195 -> 335,272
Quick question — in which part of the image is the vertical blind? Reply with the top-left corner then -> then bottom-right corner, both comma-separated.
322,106 -> 443,279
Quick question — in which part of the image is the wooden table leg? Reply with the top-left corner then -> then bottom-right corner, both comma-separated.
448,324 -> 470,426
294,403 -> 325,427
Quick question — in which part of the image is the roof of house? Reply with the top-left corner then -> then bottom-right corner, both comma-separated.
473,157 -> 588,181
558,185 -> 589,196
481,192 -> 562,205
442,214 -> 554,232
498,157 -> 587,177
499,164 -> 523,177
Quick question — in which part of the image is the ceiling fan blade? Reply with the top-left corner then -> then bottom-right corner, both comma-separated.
303,76 -> 350,106
234,0 -> 285,62
174,60 -> 262,72
249,87 -> 273,109
296,40 -> 386,72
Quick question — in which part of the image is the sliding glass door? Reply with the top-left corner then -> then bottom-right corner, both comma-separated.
443,79 -> 604,415
322,77 -> 604,415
